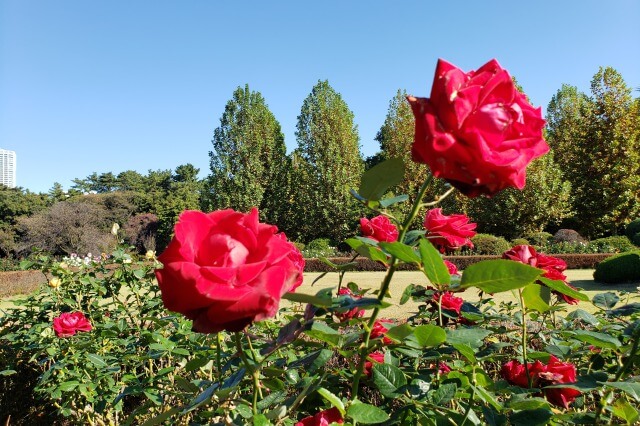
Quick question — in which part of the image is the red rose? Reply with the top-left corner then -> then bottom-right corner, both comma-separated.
444,260 -> 460,276
364,351 -> 385,377
408,59 -> 548,197
53,312 -> 92,337
424,208 -> 476,251
296,407 -> 344,426
432,291 -> 464,314
335,287 -> 365,322
371,318 -> 394,344
501,356 -> 581,408
503,245 -> 578,304
155,209 -> 305,333
360,215 -> 399,243
438,362 -> 452,374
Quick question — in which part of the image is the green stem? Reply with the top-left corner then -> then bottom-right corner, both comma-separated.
234,332 -> 259,416
351,175 -> 439,398
438,292 -> 444,327
216,333 -> 222,385
517,289 -> 532,388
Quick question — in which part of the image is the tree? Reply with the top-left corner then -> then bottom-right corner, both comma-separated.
373,89 -> 447,222
205,85 -> 289,225
292,80 -> 364,242
546,68 -> 640,237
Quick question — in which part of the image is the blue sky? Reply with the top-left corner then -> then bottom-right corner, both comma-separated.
1,1 -> 638,194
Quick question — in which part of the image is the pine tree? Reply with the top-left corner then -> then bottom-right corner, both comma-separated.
292,80 -> 364,243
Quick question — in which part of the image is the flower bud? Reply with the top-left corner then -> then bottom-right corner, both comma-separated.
111,223 -> 120,236
49,277 -> 61,289
145,250 -> 156,260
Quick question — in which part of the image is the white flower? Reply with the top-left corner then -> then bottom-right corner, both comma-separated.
111,223 -> 120,236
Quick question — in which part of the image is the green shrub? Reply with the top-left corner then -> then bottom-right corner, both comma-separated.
524,231 -> 553,248
593,250 -> 640,283
511,238 -> 530,247
471,233 -> 511,255
302,238 -> 337,258
625,218 -> 640,240
588,236 -> 636,253
633,232 -> 640,247
545,241 -> 592,254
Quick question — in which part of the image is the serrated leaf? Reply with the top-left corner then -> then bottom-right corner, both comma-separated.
571,330 -> 621,349
379,241 -> 421,264
446,328 -> 493,349
419,238 -> 450,286
372,364 -> 406,398
521,284 -> 551,313
453,343 -> 476,364
317,387 -> 345,416
347,401 -> 390,424
413,324 -> 446,348
384,323 -> 413,342
565,309 -> 600,326
460,260 -> 542,293
432,383 -> 456,405
603,382 -> 640,402
357,158 -> 405,201
592,292 -> 619,310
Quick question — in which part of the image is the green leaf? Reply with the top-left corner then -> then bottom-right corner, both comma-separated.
346,238 -> 390,264
252,414 -> 270,426
144,389 -> 163,406
0,370 -> 17,376
509,408 -> 553,426
521,284 -> 551,313
400,284 -> 415,305
537,277 -> 589,302
413,324 -> 446,348
453,343 -> 476,364
379,194 -> 409,208
185,356 -> 211,372
565,309 -> 600,326
347,401 -> 390,424
317,387 -> 345,416
603,382 -> 640,402
379,241 -> 421,264
446,328 -> 493,349
357,158 -> 405,201
372,364 -> 407,398
282,292 -> 332,308
305,322 -> 344,348
571,330 -> 621,349
592,292 -> 620,310
611,398 -> 639,425
384,323 -> 414,342
140,407 -> 181,426
508,398 -> 550,411
58,381 -> 80,392
419,238 -> 450,286
432,383 -> 457,405
85,352 -> 107,368
460,260 -> 542,293
610,303 -> 640,317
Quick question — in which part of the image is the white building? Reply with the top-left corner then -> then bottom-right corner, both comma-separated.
0,149 -> 17,188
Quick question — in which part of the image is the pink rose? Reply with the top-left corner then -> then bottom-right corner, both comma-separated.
360,215 -> 399,243
364,351 -> 385,377
424,208 -> 476,251
296,407 -> 344,426
370,318 -> 395,345
155,208 -> 304,333
408,59 -> 548,197
53,312 -> 92,337
432,291 -> 465,315
501,356 -> 581,409
335,287 -> 365,322
438,362 -> 452,374
444,260 -> 460,276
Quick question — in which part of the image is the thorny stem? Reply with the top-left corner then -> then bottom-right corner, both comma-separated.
352,176 -> 455,398
234,332 -> 260,416
517,289 -> 532,388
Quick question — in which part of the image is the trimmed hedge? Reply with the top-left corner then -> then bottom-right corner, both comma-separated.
593,251 -> 640,284
0,270 -> 46,298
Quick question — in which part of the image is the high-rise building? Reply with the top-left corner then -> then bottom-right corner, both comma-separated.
0,149 -> 17,188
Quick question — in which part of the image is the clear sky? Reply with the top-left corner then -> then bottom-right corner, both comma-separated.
1,1 -> 639,194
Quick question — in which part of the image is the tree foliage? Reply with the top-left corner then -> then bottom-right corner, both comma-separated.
291,80 -> 364,242
206,85 -> 289,226
546,67 -> 640,237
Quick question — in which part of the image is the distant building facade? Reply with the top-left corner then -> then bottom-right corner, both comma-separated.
0,149 -> 17,188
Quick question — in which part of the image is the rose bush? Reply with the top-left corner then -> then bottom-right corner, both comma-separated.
424,208 -> 476,251
155,208 -> 304,333
295,407 -> 344,426
52,311 -> 92,337
408,58 -> 548,197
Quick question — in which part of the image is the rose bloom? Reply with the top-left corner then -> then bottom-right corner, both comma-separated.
360,215 -> 399,243
408,59 -> 548,197
335,287 -> 366,322
438,362 -> 452,374
444,260 -> 460,276
155,208 -> 304,333
364,351 -> 386,377
502,356 -> 581,408
424,208 -> 476,251
53,312 -> 92,337
296,407 -> 344,426
503,245 -> 578,304
370,318 -> 395,345
432,291 -> 464,314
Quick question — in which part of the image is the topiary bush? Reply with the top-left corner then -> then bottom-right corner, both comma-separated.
589,236 -> 636,253
471,233 -> 511,255
593,250 -> 640,283
553,229 -> 587,244
625,218 -> 640,241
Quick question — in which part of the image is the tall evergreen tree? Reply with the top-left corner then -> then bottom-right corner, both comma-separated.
547,68 -> 640,237
292,80 -> 364,243
206,85 -> 289,225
